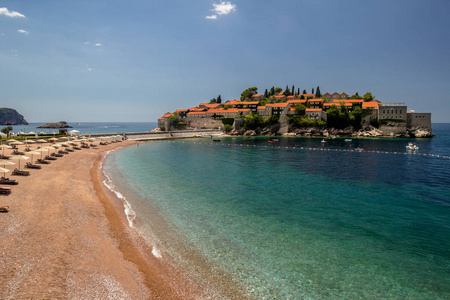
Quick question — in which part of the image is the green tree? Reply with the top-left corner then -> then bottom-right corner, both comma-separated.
297,88 -> 300,95
270,86 -> 275,96
350,92 -> 362,99
315,86 -> 321,98
291,85 -> 295,95
209,98 -> 217,104
217,95 -> 222,104
264,89 -> 268,98
312,88 -> 314,95
292,103 -> 307,115
1,126 -> 12,136
302,89 -> 307,94
284,85 -> 291,96
243,113 -> 264,130
363,92 -> 375,102
274,87 -> 282,94
241,87 -> 258,101
224,124 -> 233,132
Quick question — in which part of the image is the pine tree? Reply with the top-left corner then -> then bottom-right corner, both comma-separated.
302,89 -> 307,94
315,86 -> 321,98
217,95 -> 222,104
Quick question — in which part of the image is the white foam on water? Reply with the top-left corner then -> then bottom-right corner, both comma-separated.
152,246 -> 163,259
101,155 -> 137,228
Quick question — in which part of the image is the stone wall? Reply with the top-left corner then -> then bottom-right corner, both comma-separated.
378,123 -> 407,136
185,117 -> 224,130
407,113 -> 432,130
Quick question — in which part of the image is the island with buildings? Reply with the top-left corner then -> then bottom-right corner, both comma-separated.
158,87 -> 433,138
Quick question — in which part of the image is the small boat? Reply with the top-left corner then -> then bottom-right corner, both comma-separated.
321,139 -> 326,143
355,147 -> 363,152
268,139 -> 279,144
213,139 -> 221,142
344,139 -> 352,142
406,142 -> 419,151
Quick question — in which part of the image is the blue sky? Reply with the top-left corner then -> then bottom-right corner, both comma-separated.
1,0 -> 449,122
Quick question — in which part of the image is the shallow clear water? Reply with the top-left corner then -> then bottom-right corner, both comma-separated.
104,124 -> 450,299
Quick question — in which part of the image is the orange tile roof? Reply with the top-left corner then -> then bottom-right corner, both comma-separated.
287,100 -> 307,104
187,111 -> 207,115
302,94 -> 314,97
344,99 -> 364,103
257,106 -> 266,110
198,103 -> 209,106
289,108 -> 295,111
238,109 -> 251,112
221,108 -> 239,113
205,103 -> 221,108
286,95 -> 295,99
244,101 -> 260,105
305,108 -> 322,112
267,103 -> 289,108
251,94 -> 262,97
362,102 -> 379,108
309,98 -> 323,102
176,109 -> 188,112
274,95 -> 285,98
225,100 -> 242,105
206,109 -> 226,114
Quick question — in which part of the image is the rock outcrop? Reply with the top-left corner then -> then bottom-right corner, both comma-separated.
38,121 -> 73,128
0,108 -> 28,125
407,127 -> 434,138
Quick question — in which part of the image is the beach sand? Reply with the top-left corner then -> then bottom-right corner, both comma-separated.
0,141 -> 191,299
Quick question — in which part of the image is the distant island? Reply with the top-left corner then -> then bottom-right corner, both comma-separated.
38,121 -> 73,128
158,86 -> 433,138
0,108 -> 28,125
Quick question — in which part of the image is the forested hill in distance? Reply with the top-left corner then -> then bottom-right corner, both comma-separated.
0,108 -> 29,125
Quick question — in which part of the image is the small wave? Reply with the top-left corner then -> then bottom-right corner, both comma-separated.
101,159 -> 137,228
152,246 -> 163,259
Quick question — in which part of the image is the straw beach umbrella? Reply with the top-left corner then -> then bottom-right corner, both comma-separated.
36,148 -> 48,159
0,167 -> 11,177
0,144 -> 11,155
9,155 -> 29,169
26,151 -> 41,163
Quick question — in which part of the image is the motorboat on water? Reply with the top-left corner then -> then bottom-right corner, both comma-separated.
321,139 -> 326,143
406,142 -> 419,151
344,139 -> 352,142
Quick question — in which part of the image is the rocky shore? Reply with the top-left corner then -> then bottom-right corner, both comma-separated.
229,125 -> 434,138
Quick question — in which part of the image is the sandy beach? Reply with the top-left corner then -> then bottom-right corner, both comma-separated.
0,140 -> 191,299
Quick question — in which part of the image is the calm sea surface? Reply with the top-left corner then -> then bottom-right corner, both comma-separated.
103,123 -> 450,299
9,122 -> 158,135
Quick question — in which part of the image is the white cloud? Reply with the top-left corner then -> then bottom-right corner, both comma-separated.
206,1 -> 236,20
0,7 -> 25,18
95,43 -> 101,46
17,29 -> 29,35
87,68 -> 93,71
84,42 -> 90,45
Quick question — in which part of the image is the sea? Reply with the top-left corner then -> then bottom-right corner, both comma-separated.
101,123 -> 448,299
8,122 -> 158,135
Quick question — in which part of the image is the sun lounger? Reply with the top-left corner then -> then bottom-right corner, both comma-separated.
13,150 -> 25,155
0,154 -> 11,159
61,143 -> 69,147
0,206 -> 9,212
0,186 -> 11,194
12,168 -> 30,176
99,142 -> 107,145
51,152 -> 64,157
44,155 -> 57,161
65,148 -> 75,152
58,150 -> 69,154
25,147 -> 32,152
81,144 -> 90,148
36,159 -> 50,164
73,146 -> 82,150
25,162 -> 42,169
0,177 -> 18,185
11,145 -> 18,149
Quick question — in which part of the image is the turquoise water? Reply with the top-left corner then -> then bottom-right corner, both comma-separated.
104,124 -> 450,299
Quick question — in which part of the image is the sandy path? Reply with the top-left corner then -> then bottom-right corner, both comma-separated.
0,141 -> 181,299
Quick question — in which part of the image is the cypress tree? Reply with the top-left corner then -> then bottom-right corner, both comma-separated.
217,95 -> 222,104
264,89 -> 268,98
302,89 -> 307,94
270,86 -> 275,96
312,88 -> 315,95
315,86 -> 321,98
285,85 -> 290,96
291,85 -> 295,95
297,88 -> 300,95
